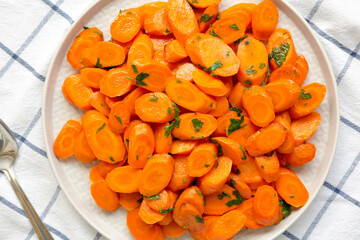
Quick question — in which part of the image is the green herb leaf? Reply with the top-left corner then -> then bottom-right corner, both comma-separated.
209,29 -> 223,39
245,40 -> 250,46
131,63 -> 138,73
114,115 -> 123,125
240,145 -> 247,160
226,51 -> 230,56
164,102 -> 181,137
192,118 -> 203,133
125,139 -> 129,147
294,69 -> 298,75
204,164 -> 210,168
183,177 -> 186,183
167,107 -> 172,115
136,155 -> 139,161
259,63 -> 266,69
137,198 -> 143,204
213,153 -> 218,160
145,194 -> 161,201
83,26 -> 89,30
289,195 -> 295,198
215,161 -> 219,168
264,151 -> 274,157
279,200 -> 292,215
165,29 -> 170,34
229,23 -> 239,31
136,72 -> 149,86
147,155 -> 152,159
236,169 -> 241,175
230,179 -> 236,187
109,157 -> 115,162
160,207 -> 174,214
94,58 -> 102,68
195,215 -> 204,223
285,163 -> 291,167
244,79 -> 252,85
261,165 -> 264,169
126,76 -> 133,80
183,224 -> 188,229
96,123 -> 106,133
75,35 -> 80,38
227,117 -> 247,135
229,107 -> 243,117
209,138 -> 223,156
269,42 -> 290,67
176,79 -> 182,83
93,30 -> 102,37
207,61 -> 223,72
192,0 -> 199,3
200,13 -> 214,23
217,191 -> 231,200
149,94 -> 159,102
299,89 -> 312,99
234,35 -> 248,45
225,191 -> 243,207
245,65 -> 257,76
216,13 -> 220,20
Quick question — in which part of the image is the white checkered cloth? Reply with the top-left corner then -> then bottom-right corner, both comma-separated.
0,0 -> 359,239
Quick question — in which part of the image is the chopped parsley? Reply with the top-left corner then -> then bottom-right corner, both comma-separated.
165,29 -> 170,34
204,61 -> 223,72
125,139 -> 129,147
229,24 -> 239,31
145,194 -> 161,201
215,161 -> 219,168
176,79 -> 182,83
227,117 -> 247,135
294,69 -> 298,75
183,177 -> 186,183
197,34 -> 201,40
213,153 -> 218,160
195,215 -> 204,223
195,189 -> 202,196
136,72 -> 149,86
204,164 -> 210,168
217,191 -> 231,200
299,89 -> 312,99
93,30 -> 102,37
167,107 -> 172,115
226,51 -> 230,56
236,169 -> 241,175
229,107 -> 243,117
259,63 -> 266,69
240,145 -> 247,160
245,65 -> 257,76
131,63 -> 138,73
245,40 -> 250,46
94,58 -> 102,68
279,200 -> 292,215
289,195 -> 295,198
109,157 -> 115,162
126,76 -> 133,80
269,43 -> 290,67
225,191 -> 243,207
164,102 -> 181,137
192,118 -> 203,133
149,94 -> 158,102
147,155 -> 152,159
160,207 -> 174,214
209,29 -> 222,39
183,224 -> 188,229
200,13 -> 214,23
114,115 -> 123,125
216,13 -> 220,20
244,79 -> 252,85
83,26 -> 89,30
209,138 -> 223,156
192,0 -> 199,3
286,163 -> 291,167
96,123 -> 106,133
230,179 -> 236,187
136,155 -> 139,161
264,151 -> 274,157
261,165 -> 264,169
234,35 -> 248,45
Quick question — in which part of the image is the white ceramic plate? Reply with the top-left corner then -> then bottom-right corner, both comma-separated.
42,0 -> 339,239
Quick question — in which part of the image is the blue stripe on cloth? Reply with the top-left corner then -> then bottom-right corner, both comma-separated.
340,116 -> 360,133
0,42 -> 45,82
306,0 -> 324,21
302,152 -> 360,239
305,20 -> 360,61
337,42 -> 360,85
93,232 -> 102,240
17,108 -> 42,149
323,181 -> 360,207
283,230 -> 300,240
25,186 -> 61,240
41,0 -> 74,24
0,0 -> 65,80
0,195 -> 69,240
12,131 -> 47,158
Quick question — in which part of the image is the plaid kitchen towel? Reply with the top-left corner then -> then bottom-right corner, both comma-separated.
0,0 -> 359,239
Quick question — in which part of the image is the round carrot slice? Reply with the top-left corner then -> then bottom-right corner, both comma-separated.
168,155 -> 196,191
90,180 -> 120,211
99,66 -> 134,98
205,15 -> 246,44
87,41 -> 125,68
106,166 -> 142,193
192,69 -> 229,96
187,143 -> 217,177
253,185 -> 279,226
110,8 -> 143,43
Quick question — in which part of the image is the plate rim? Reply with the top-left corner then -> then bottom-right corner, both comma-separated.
42,0 -> 340,239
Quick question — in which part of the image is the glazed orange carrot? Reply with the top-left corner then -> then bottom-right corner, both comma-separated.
153,48 -> 179,70
122,87 -> 149,117
189,0 -> 221,9
255,151 -> 280,183
172,113 -> 217,140
228,82 -> 246,108
140,154 -> 175,196
236,36 -> 268,86
174,62 -> 197,82
264,79 -> 301,112
154,123 -> 173,154
67,38 -> 96,69
110,8 -> 143,43
144,8 -> 172,36
128,123 -> 155,168
207,209 -> 246,239
212,111 -> 238,137
81,109 -> 107,129
166,77 -> 216,113
104,96 -> 121,109
205,15 -> 246,44
108,101 -> 130,135
119,192 -> 142,211
197,156 -> 232,195
289,83 -> 326,119
237,198 -> 264,229
246,122 -> 287,156
272,111 -> 291,129
168,155 -> 196,191
123,120 -> 142,150
192,69 -> 229,97
267,28 -> 297,70
212,137 -> 245,165
227,173 -> 252,200
89,92 -> 111,117
98,160 -> 118,178
279,142 -> 316,167
150,35 -> 176,51
144,189 -> 172,213
112,38 -> 133,56
294,53 -> 309,86
208,96 -> 229,117
87,41 -> 125,68
73,130 -> 96,163
277,130 -> 296,154
80,68 -> 107,89
199,4 -> 219,33
227,116 -> 259,148
162,220 -> 187,238
89,166 -> 104,183
253,185 -> 279,226
78,26 -> 104,41
188,215 -> 219,240
127,34 -> 154,68
242,86 -> 275,127
99,66 -> 134,98
159,212 -> 173,226
62,82 -> 74,105
268,64 -> 302,85
132,61 -> 174,92
141,1 -> 168,19
90,179 -> 120,211
135,92 -> 175,123
185,33 -> 240,77
167,0 -> 199,46
106,166 -> 142,193
220,3 -> 255,30
165,39 -> 189,63
204,184 -> 242,215
235,155 -> 267,189
127,208 -> 164,240
222,76 -> 233,98
187,143 -> 218,177
290,112 -> 321,146
170,140 -> 198,155
63,74 -> 93,111
53,119 -> 82,159
275,167 -> 309,207
139,200 -> 167,224
252,0 -> 279,41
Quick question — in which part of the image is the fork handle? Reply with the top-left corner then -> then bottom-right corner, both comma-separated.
3,166 -> 54,240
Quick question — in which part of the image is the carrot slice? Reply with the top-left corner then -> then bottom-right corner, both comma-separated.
205,15 -> 246,44
168,155 -> 196,191
119,192 -> 142,211
275,167 -> 309,207
144,8 -> 172,36
227,173 -> 252,200
98,160 -> 118,178
139,154 -> 175,196
54,119 -> 82,159
277,129 -> 296,154
80,68 -> 107,89
170,140 -> 198,155
167,0 -> 200,46
165,39 -> 189,63
174,62 -> 197,82
204,184 -> 242,215
172,113 -> 217,140
228,82 -> 246,108
268,64 -> 301,85
141,1 -> 168,19
226,116 -> 259,149
166,77 -> 216,113
252,0 -> 279,41
197,156 -> 232,195
110,8 -> 143,43
128,123 -> 155,168
289,83 -> 326,119
108,101 -> 130,135
63,74 -> 93,111
187,143 -> 218,177
237,198 -> 264,229
235,155 -> 267,189
154,123 -> 173,154
139,200 -> 167,224
106,166 -> 142,193
150,35 -> 176,51
220,3 -> 255,30
212,111 -> 238,137
255,151 -> 280,183
253,185 -> 279,226
159,212 -> 173,226
73,130 -> 96,163
290,112 -> 321,146
162,220 -> 187,238
189,215 -> 219,240
279,142 -> 316,167
192,69 -> 229,97
144,189 -> 172,213
81,110 -> 107,129
236,36 -> 268,86
104,96 -> 121,109
123,120 -> 143,150
189,0 -> 221,9
90,179 -> 120,211
242,86 -> 275,127
207,209 -> 246,239
87,41 -> 125,68
135,92 -> 175,123
67,38 -> 96,69
212,137 -> 245,165
89,166 -> 103,183
208,96 -> 229,117
122,87 -> 149,117
127,33 -> 154,68
199,4 -> 219,33
89,92 -> 111,117
294,53 -> 309,86
127,208 -> 164,240
99,66 -> 134,98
